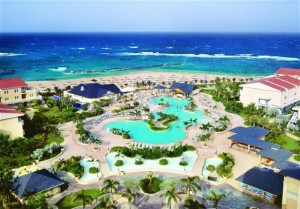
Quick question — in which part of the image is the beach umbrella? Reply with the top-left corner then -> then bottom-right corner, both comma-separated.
91,79 -> 97,82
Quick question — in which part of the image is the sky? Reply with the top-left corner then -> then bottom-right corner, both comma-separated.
0,0 -> 299,33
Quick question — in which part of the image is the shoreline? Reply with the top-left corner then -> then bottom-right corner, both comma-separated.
26,71 -> 261,90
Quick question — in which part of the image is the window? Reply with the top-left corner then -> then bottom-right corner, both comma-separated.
15,96 -> 19,100
3,90 -> 8,94
14,89 -> 19,93
4,98 -> 9,101
30,94 -> 34,97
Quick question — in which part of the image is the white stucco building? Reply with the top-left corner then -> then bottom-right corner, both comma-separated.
240,68 -> 300,112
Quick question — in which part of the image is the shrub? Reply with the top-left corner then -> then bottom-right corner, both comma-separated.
294,154 -> 300,161
122,133 -> 131,139
206,165 -> 215,172
252,195 -> 263,203
31,142 -> 61,161
5,201 -> 22,208
159,158 -> 168,165
89,167 -> 99,174
81,103 -> 89,111
53,156 -> 84,178
179,161 -> 188,166
216,152 -> 235,178
135,160 -> 143,165
115,160 -> 124,166
140,177 -> 162,194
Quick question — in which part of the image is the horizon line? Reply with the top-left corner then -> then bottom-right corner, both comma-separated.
1,31 -> 300,34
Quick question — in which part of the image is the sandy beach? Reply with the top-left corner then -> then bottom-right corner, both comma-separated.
27,71 -> 260,90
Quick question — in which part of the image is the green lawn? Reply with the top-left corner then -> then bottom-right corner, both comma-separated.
280,135 -> 300,152
44,133 -> 64,146
55,189 -> 107,209
294,132 -> 300,138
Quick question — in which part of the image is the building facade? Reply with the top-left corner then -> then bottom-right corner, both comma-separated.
0,103 -> 24,139
64,83 -> 122,103
240,68 -> 300,113
281,176 -> 300,209
0,78 -> 42,105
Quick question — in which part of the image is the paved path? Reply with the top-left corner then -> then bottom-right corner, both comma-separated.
27,90 -> 274,208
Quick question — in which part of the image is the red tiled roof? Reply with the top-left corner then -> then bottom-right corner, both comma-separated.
275,68 -> 300,76
252,75 -> 300,92
0,103 -> 23,115
260,80 -> 286,91
0,78 -> 27,89
277,75 -> 300,85
265,77 -> 295,89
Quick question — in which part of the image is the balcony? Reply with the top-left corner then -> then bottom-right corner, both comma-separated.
2,95 -> 43,105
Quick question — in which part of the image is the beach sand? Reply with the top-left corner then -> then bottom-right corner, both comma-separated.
27,71 -> 260,90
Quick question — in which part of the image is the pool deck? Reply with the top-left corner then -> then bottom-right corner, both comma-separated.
15,90 -> 265,208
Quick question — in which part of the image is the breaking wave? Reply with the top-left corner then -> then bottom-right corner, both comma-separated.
121,52 -> 300,61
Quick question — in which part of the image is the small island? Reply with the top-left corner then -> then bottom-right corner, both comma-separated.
147,112 -> 178,131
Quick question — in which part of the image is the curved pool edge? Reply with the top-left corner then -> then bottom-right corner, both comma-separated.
105,151 -> 198,173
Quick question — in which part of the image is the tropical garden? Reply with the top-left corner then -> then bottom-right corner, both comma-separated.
110,143 -> 195,160
147,112 -> 179,131
200,77 -> 300,155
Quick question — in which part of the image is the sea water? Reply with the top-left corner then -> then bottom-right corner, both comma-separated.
0,33 -> 299,81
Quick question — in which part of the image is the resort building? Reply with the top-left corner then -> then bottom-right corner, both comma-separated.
240,68 -> 300,113
169,82 -> 195,97
230,126 -> 300,206
235,166 -> 284,203
0,103 -> 24,139
273,161 -> 300,209
13,169 -> 65,201
0,78 -> 42,105
64,83 -> 122,103
228,126 -> 271,153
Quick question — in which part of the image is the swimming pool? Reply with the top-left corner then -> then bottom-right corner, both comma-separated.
105,151 -> 198,172
79,157 -> 102,182
104,96 -> 213,144
202,157 -> 222,182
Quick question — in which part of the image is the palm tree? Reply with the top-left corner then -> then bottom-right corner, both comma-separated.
160,188 -> 181,209
71,189 -> 93,209
95,197 -> 117,209
122,187 -> 137,209
147,171 -> 154,185
142,106 -> 150,114
148,113 -> 155,121
73,114 -> 84,126
182,195 -> 205,209
180,176 -> 201,194
115,151 -> 124,159
206,190 -> 226,208
102,179 -> 120,203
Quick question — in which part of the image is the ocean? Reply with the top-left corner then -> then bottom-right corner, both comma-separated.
0,33 -> 299,81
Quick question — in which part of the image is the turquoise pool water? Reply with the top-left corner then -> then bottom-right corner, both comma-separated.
202,157 -> 222,182
79,158 -> 101,182
106,151 -> 198,172
104,96 -> 212,144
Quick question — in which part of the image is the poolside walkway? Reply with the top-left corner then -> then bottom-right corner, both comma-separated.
24,90 -> 271,208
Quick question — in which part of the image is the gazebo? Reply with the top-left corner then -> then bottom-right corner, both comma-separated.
169,82 -> 195,97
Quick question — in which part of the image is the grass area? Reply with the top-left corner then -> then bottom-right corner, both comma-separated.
294,132 -> 300,138
44,133 -> 64,146
280,135 -> 300,152
55,189 -> 106,209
